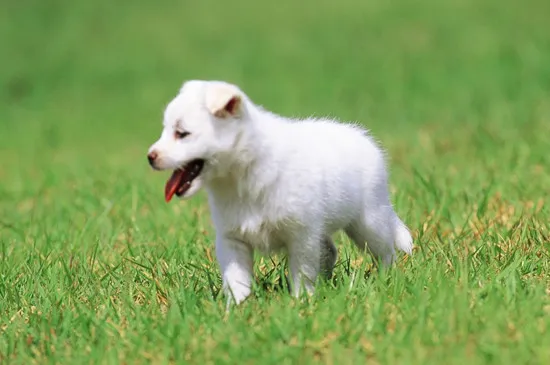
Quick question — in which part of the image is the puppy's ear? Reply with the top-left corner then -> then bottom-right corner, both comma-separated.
205,84 -> 242,118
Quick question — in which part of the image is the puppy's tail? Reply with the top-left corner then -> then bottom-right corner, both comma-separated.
394,217 -> 413,254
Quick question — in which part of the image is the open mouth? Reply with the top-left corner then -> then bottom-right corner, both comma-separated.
164,159 -> 205,202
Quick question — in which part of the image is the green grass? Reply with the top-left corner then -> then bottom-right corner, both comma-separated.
1,0 -> 549,363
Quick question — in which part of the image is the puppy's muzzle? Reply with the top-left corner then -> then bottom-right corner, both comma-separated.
147,151 -> 158,167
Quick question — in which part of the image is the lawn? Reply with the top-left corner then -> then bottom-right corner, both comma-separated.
1,0 -> 549,363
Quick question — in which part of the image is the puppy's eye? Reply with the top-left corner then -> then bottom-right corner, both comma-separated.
174,131 -> 190,139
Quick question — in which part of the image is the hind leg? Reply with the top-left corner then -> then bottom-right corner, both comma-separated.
320,235 -> 337,279
345,208 -> 397,266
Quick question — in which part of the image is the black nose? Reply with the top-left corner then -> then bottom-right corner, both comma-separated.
147,151 -> 158,166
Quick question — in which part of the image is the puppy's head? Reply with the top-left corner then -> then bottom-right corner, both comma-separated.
147,80 -> 247,202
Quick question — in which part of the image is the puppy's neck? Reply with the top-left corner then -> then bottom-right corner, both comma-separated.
206,103 -> 283,201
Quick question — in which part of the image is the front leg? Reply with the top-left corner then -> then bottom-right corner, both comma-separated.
215,236 -> 254,307
288,232 -> 323,298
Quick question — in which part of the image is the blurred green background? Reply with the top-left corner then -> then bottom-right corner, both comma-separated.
1,0 -> 549,363
3,0 -> 549,160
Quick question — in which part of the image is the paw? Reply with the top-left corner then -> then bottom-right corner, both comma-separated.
224,280 -> 251,306
291,279 -> 316,299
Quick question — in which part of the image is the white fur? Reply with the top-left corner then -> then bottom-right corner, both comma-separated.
148,80 -> 413,306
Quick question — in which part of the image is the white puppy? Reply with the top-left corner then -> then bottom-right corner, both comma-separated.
148,80 -> 413,305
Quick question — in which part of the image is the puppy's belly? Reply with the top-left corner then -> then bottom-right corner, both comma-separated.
225,220 -> 288,254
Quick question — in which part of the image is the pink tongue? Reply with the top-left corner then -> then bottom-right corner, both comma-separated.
165,169 -> 186,202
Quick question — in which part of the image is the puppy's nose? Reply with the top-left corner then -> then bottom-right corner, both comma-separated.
147,151 -> 158,166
